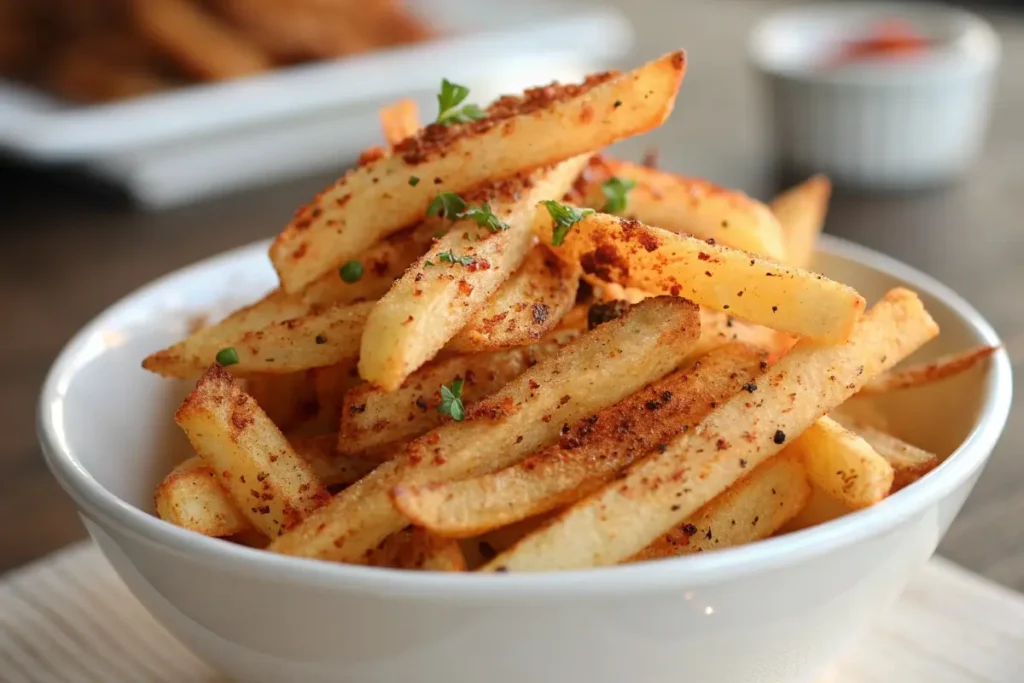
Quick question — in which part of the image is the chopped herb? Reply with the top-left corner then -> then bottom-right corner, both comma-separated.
338,260 -> 363,283
427,191 -> 467,219
424,260 -> 435,267
408,176 -> 420,186
439,379 -> 465,421
438,249 -> 475,266
436,79 -> 487,125
600,176 -> 637,214
456,202 -> 509,232
216,347 -> 239,366
543,200 -> 594,246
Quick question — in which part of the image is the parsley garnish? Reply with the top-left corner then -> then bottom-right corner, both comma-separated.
427,191 -> 467,219
457,202 -> 509,232
601,176 -> 637,214
439,379 -> 465,421
438,249 -> 475,266
409,176 -> 420,186
216,347 -> 239,366
543,200 -> 594,247
436,79 -> 487,125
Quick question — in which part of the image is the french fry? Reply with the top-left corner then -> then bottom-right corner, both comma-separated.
359,156 -> 589,390
536,207 -> 866,343
447,245 -> 581,353
780,482 -> 854,533
569,156 -> 787,260
310,360 -> 361,430
365,527 -> 467,572
268,297 -> 702,563
632,451 -> 810,561
482,288 -> 938,571
839,421 -> 941,491
174,365 -> 330,537
686,308 -> 793,361
270,51 -> 687,292
858,345 -> 998,396
155,458 -> 251,537
340,335 -> 573,455
394,344 -> 764,537
245,371 -> 318,432
289,434 -> 388,488
379,98 -> 421,147
788,416 -> 894,509
771,174 -> 832,270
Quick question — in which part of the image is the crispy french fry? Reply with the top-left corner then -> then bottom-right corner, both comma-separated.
174,365 -> 330,537
839,421 -> 941,491
379,98 -> 421,147
393,344 -> 764,537
858,345 -> 998,396
155,458 -> 251,537
269,297 -> 702,563
459,515 -> 558,570
289,434 -> 388,488
788,416 -> 894,509
569,156 -> 787,260
245,371 -> 318,432
341,335 -> 573,455
447,245 -> 581,353
632,451 -> 810,561
482,288 -> 938,571
771,174 -> 832,270
365,527 -> 467,571
536,207 -> 866,343
270,51 -> 687,292
359,156 -> 589,390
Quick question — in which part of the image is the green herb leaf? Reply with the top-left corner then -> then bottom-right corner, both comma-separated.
601,176 -> 637,214
216,347 -> 239,366
437,249 -> 475,266
427,191 -> 467,219
543,200 -> 595,247
338,260 -> 364,283
424,260 -> 435,267
409,176 -> 420,187
456,202 -> 509,233
439,379 -> 465,421
436,79 -> 488,125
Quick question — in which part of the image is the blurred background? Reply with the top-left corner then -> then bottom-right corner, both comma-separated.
1,0 -> 1022,585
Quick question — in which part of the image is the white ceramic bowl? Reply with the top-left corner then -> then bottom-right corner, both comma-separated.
39,236 -> 1011,683
749,2 -> 1001,190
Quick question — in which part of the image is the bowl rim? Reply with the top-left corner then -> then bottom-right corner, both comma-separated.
38,234 -> 1013,601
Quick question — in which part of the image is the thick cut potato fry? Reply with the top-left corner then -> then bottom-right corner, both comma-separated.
858,345 -> 998,396
359,156 -> 590,390
394,344 -> 763,537
175,365 -> 330,537
839,421 -> 940,491
447,245 -> 581,353
245,371 -> 318,432
270,51 -> 687,292
789,416 -> 893,509
569,156 -> 786,260
780,482 -> 853,533
632,451 -> 810,561
269,297 -> 702,563
155,459 -> 251,537
482,288 -> 938,571
341,336 -> 572,454
289,434 -> 388,487
771,174 -> 831,270
365,527 -> 467,571
379,98 -> 421,147
537,207 -> 866,343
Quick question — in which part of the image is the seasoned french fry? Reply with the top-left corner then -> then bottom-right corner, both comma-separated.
269,297 -> 702,563
632,451 -> 810,561
780,482 -> 853,533
788,416 -> 894,509
359,156 -> 589,390
155,458 -> 251,537
394,344 -> 764,537
482,288 -> 938,571
270,51 -> 687,292
771,174 -> 832,270
174,365 -> 330,537
536,207 -> 866,343
858,345 -> 998,396
570,156 -> 787,260
839,421 -> 941,491
686,308 -> 793,361
365,527 -> 467,571
245,371 -> 318,432
341,335 -> 573,455
289,434 -> 388,488
379,98 -> 421,147
447,245 -> 581,353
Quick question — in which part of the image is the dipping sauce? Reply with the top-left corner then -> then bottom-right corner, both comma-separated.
830,19 -> 931,66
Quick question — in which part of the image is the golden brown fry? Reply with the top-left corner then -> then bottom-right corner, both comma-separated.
632,451 -> 810,561
569,156 -> 787,260
245,371 -> 318,432
393,344 -> 763,537
365,527 -> 467,571
771,174 -> 832,270
839,421 -> 941,491
447,245 -> 581,353
788,416 -> 893,509
482,288 -> 938,571
289,434 -> 388,488
380,98 -> 421,147
155,458 -> 251,537
270,51 -> 688,292
174,365 -> 330,537
536,207 -> 866,343
268,297 -> 702,563
858,345 -> 998,396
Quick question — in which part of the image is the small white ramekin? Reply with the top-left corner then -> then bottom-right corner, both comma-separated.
749,2 -> 1001,190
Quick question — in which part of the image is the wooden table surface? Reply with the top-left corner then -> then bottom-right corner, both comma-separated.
2,0 -> 1022,586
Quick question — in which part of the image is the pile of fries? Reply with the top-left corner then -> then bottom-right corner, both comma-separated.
0,0 -> 430,103
145,52 -> 997,572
